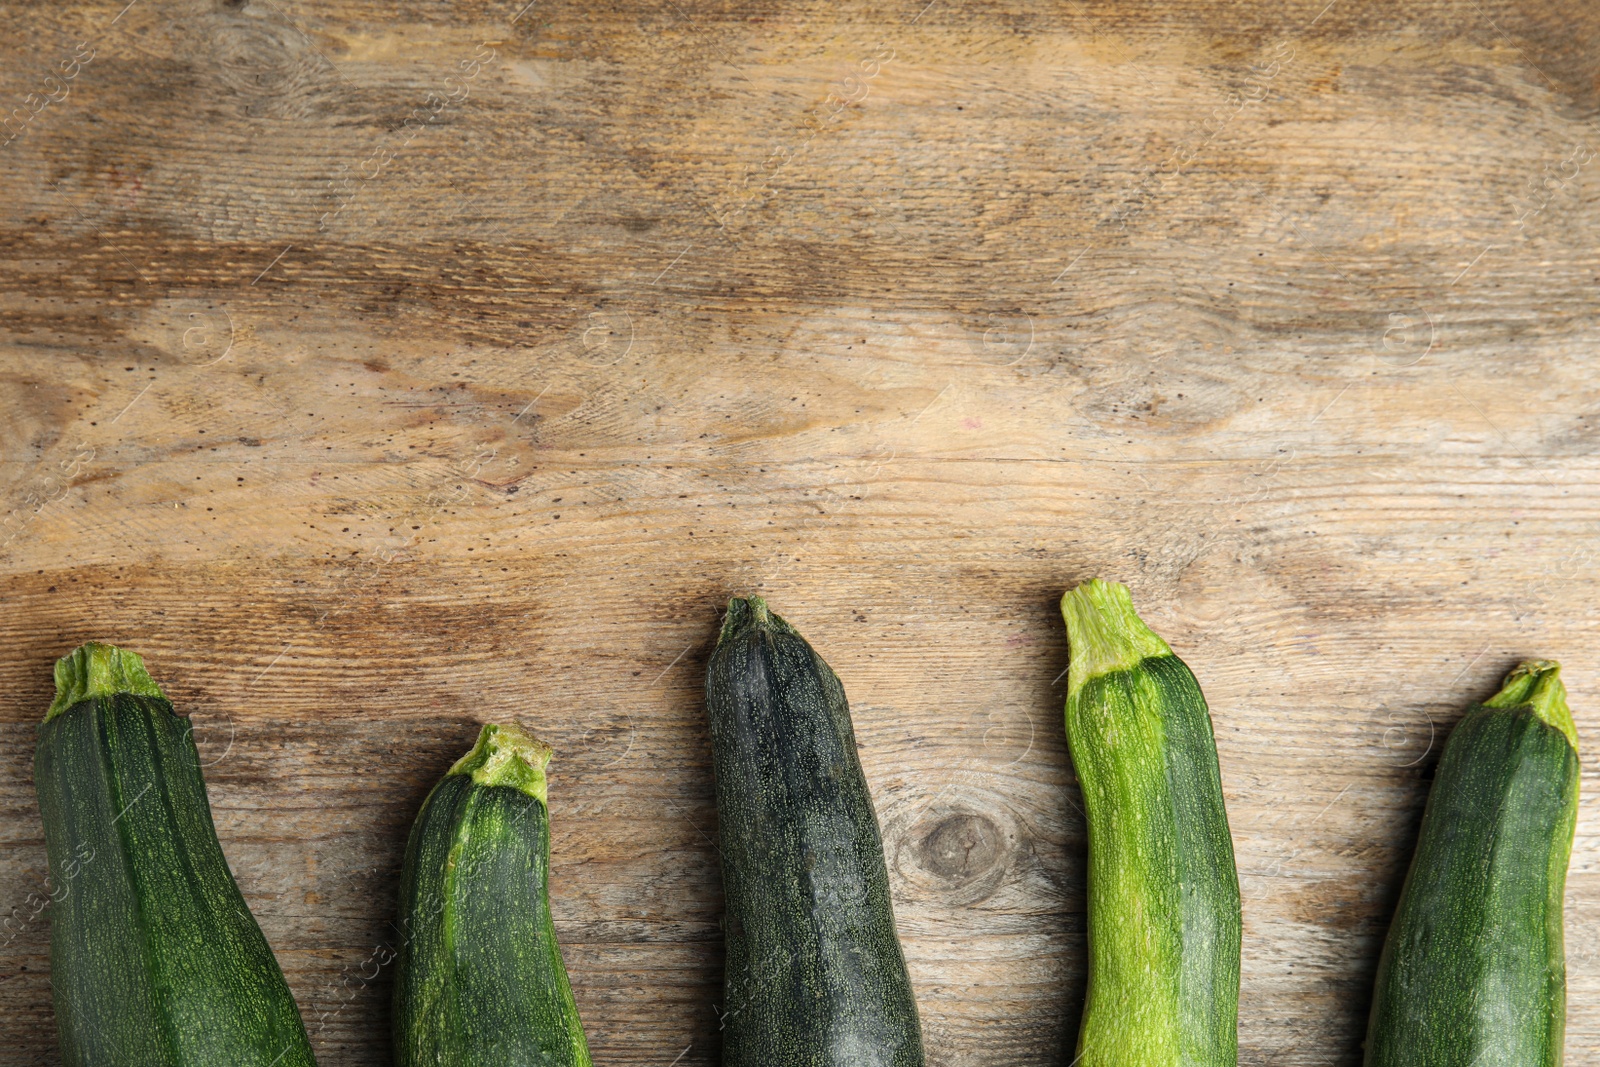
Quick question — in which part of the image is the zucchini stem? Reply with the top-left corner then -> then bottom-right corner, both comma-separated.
448,723 -> 553,804
45,642 -> 167,724
1482,659 -> 1578,754
1060,579 -> 1174,699
719,596 -> 800,642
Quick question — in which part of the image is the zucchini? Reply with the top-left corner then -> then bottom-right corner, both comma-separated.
705,596 -> 924,1067
1364,660 -> 1580,1067
32,642 -> 316,1067
392,722 -> 592,1067
1060,579 -> 1241,1067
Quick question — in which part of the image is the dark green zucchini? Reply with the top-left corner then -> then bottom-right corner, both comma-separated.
33,642 -> 316,1067
1060,579 -> 1241,1067
1364,660 -> 1580,1067
392,723 -> 591,1067
705,596 -> 924,1067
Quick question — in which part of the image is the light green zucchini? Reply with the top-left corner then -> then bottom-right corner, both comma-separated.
1061,579 -> 1240,1067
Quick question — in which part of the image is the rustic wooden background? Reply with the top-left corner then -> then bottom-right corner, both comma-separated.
2,0 -> 1598,1063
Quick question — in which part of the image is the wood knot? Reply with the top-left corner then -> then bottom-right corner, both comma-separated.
916,813 -> 1003,885
888,803 -> 1018,907
208,15 -> 329,115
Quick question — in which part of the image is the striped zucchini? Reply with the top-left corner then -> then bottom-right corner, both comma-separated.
1060,579 -> 1241,1067
1364,660 -> 1580,1067
392,723 -> 591,1067
705,596 -> 924,1067
33,642 -> 316,1067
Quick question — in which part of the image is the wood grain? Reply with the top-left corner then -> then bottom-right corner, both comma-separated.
1,0 -> 1598,1063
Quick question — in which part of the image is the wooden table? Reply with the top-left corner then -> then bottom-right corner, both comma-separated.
1,0 -> 1597,1063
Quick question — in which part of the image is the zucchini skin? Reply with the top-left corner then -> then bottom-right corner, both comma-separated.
393,724 -> 591,1067
1365,662 -> 1580,1067
1061,580 -> 1240,1067
705,597 -> 924,1067
33,646 -> 316,1067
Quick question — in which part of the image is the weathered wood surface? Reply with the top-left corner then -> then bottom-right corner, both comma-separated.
1,0 -> 1598,1063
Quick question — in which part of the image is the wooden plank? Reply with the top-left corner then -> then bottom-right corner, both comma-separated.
2,0 -> 1599,1063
